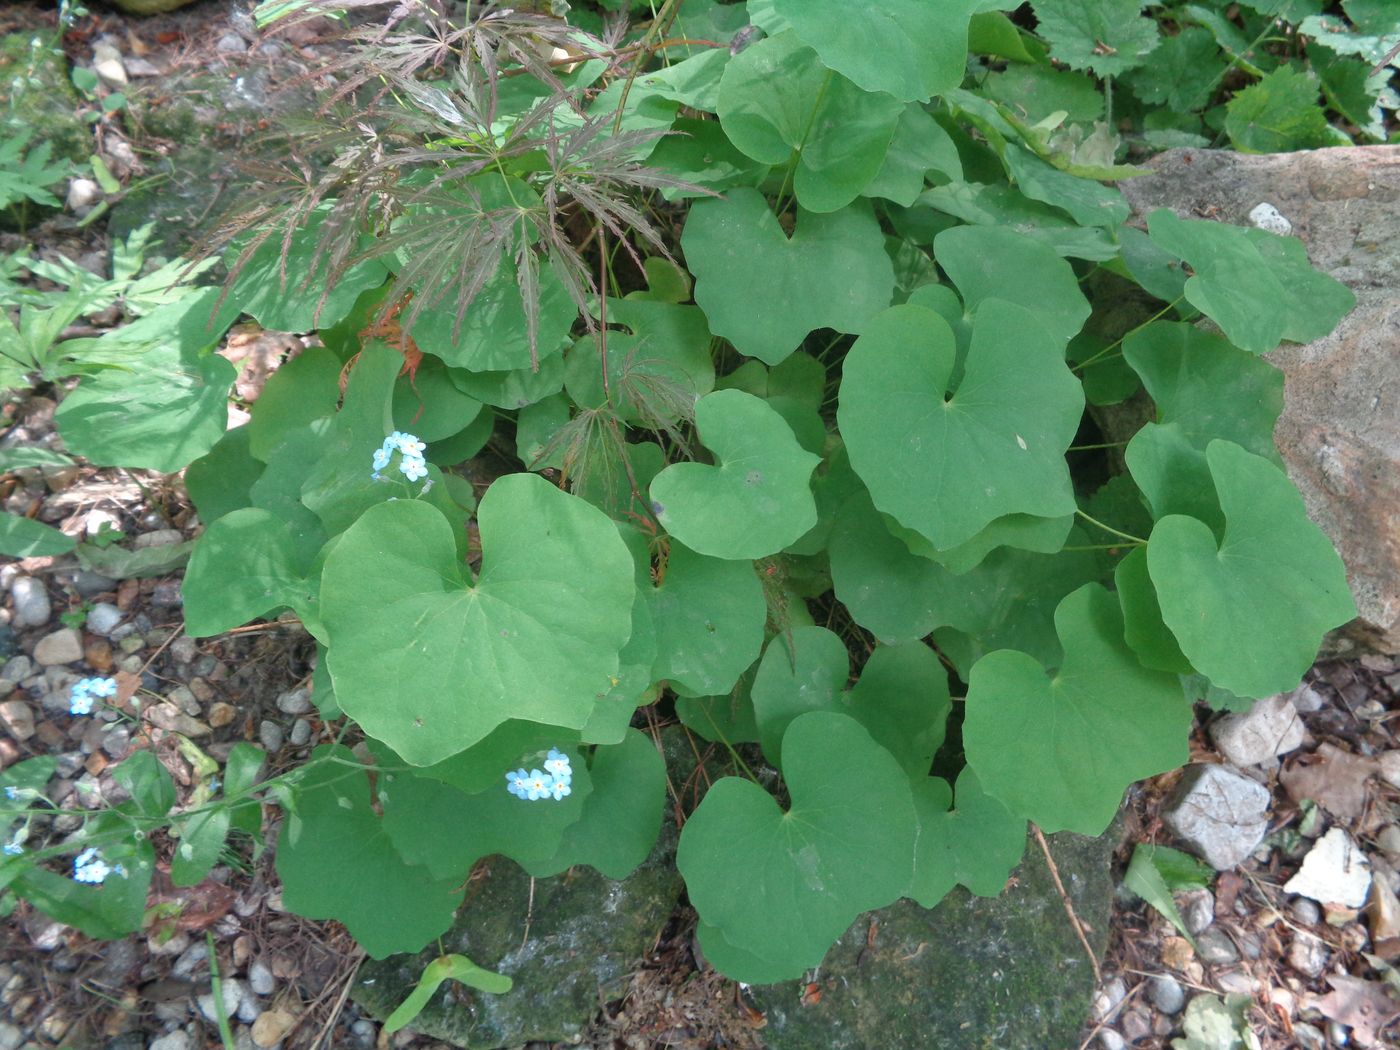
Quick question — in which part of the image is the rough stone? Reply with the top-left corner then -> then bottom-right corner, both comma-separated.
1288,932 -> 1330,978
1120,146 -> 1400,657
33,628 -> 83,666
1193,928 -> 1238,965
91,42 -> 127,90
276,688 -> 311,716
354,805 -> 686,1047
1210,694 -> 1306,766
1148,974 -> 1185,1015
258,721 -> 283,753
0,700 -> 35,742
247,959 -> 275,997
1284,827 -> 1372,907
748,827 -> 1117,1050
87,603 -> 124,637
10,577 -> 51,629
197,978 -> 244,1024
1162,764 -> 1271,870
148,1030 -> 193,1050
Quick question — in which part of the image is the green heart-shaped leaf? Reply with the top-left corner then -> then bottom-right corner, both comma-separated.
717,31 -> 904,211
650,390 -> 820,560
1147,440 -> 1355,698
772,0 -> 977,102
963,584 -> 1191,835
839,302 -> 1083,551
682,187 -> 894,365
677,711 -> 918,980
1146,210 -> 1355,354
1125,422 -> 1224,535
1122,321 -> 1283,459
522,729 -> 668,880
182,508 -> 320,639
751,626 -> 950,774
379,741 -> 593,882
276,746 -> 461,958
909,768 -> 1026,908
648,540 -> 766,696
932,225 -> 1092,345
319,474 -> 635,764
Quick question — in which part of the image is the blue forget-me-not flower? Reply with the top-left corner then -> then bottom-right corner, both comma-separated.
372,432 -> 429,483
73,847 -> 113,884
69,676 -> 116,716
505,749 -> 574,802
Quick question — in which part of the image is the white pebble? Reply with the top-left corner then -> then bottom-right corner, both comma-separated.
1249,202 -> 1292,236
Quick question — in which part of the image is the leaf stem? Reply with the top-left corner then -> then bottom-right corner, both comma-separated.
1073,295 -> 1184,372
1074,508 -> 1147,545
1067,441 -> 1127,451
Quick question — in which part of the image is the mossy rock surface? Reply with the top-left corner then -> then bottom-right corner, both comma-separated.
352,845 -> 684,1048
107,0 -> 201,13
351,729 -> 718,1049
0,31 -> 89,162
750,826 -> 1117,1050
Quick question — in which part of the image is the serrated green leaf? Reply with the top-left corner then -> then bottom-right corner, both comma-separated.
1299,11 -> 1400,65
1148,440 -> 1356,698
839,302 -> 1083,551
772,0 -> 978,102
717,31 -> 904,212
319,475 -> 635,764
750,626 -> 950,774
1031,0 -> 1160,77
682,188 -> 894,365
1125,27 -> 1227,113
932,225 -> 1092,345
964,583 -> 1191,835
677,712 -> 919,981
0,513 -> 74,557
909,768 -> 1026,907
276,746 -> 461,957
1225,66 -> 1332,153
648,541 -> 766,697
650,390 -> 819,560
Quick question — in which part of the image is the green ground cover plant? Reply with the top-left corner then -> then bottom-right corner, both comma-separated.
3,0 -> 1386,1011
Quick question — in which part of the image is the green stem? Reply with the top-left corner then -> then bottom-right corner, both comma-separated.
207,932 -> 238,1050
1074,508 -> 1147,545
1074,296 -> 1185,373
1067,440 -> 1128,451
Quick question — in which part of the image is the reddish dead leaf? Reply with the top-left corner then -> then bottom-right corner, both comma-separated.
147,867 -> 237,932
1215,871 -> 1243,915
218,327 -> 302,405
800,983 -> 822,1007
1280,742 -> 1377,820
1311,975 -> 1400,1047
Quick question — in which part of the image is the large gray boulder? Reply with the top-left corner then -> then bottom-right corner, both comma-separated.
751,827 -> 1116,1050
1119,147 -> 1400,657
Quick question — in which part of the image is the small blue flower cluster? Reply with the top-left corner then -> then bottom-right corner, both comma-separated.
505,748 -> 573,802
372,431 -> 429,482
73,846 -> 123,884
69,677 -> 117,716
